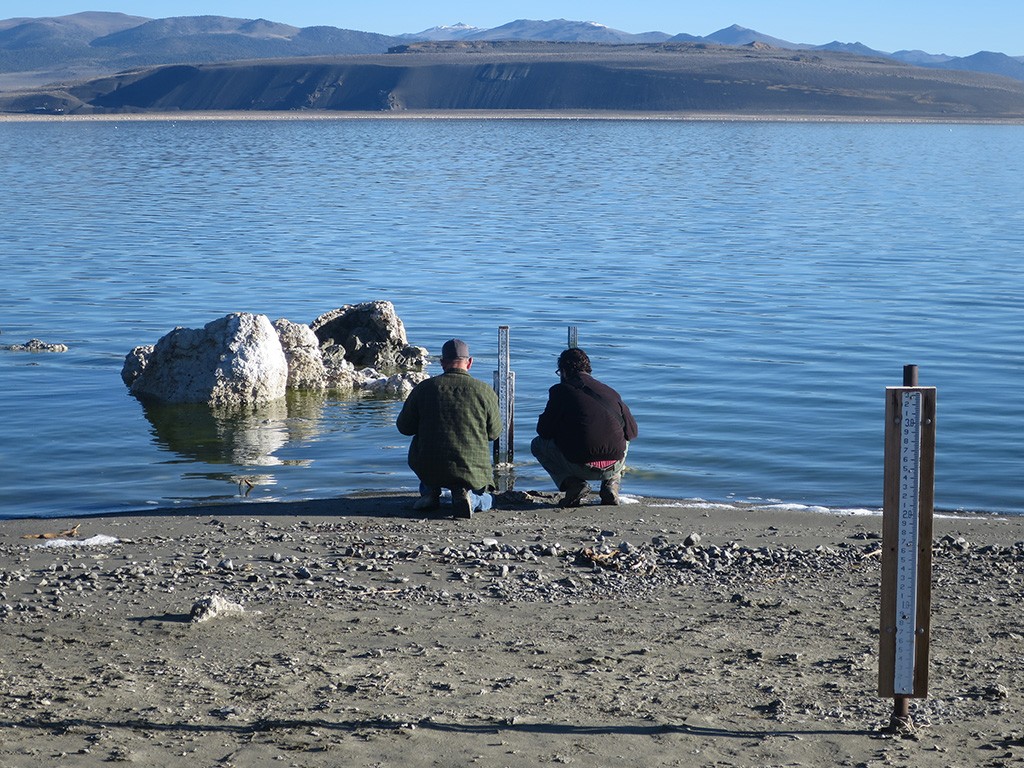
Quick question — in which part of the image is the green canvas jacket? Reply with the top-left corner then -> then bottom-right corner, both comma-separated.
396,368 -> 501,491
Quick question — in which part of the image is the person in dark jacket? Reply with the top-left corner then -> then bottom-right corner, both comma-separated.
531,347 -> 638,507
397,338 -> 501,518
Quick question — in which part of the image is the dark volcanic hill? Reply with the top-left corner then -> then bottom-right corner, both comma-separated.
0,11 -> 400,90
5,42 -> 1024,118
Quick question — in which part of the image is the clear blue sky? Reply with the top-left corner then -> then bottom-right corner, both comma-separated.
5,1 -> 1022,57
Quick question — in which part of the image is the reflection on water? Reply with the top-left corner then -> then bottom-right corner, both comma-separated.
141,390 -> 331,472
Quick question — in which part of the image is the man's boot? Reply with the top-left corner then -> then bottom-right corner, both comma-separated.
559,477 -> 589,508
599,478 -> 621,506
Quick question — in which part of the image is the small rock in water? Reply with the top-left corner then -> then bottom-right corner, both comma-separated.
1,338 -> 69,353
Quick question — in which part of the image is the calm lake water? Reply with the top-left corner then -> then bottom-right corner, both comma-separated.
1,117 -> 1021,519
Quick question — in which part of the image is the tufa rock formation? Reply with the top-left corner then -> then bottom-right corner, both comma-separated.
273,318 -> 330,390
122,313 -> 289,407
1,338 -> 70,352
121,301 -> 428,407
311,301 -> 428,370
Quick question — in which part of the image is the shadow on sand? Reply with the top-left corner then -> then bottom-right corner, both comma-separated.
4,713 -> 873,741
76,490 -> 557,524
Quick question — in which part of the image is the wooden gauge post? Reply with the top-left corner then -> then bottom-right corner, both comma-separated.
878,364 -> 936,730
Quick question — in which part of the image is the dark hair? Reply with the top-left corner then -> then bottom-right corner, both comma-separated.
558,348 -> 592,377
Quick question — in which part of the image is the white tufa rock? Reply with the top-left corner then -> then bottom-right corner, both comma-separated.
124,313 -> 288,407
36,534 -> 120,548
121,304 -> 429,404
190,594 -> 250,623
1,338 -> 69,352
273,318 -> 328,389
358,369 -> 429,398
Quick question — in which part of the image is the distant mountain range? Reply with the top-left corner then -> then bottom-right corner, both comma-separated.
3,13 -> 1024,119
2,11 -> 1024,93
402,19 -> 1024,79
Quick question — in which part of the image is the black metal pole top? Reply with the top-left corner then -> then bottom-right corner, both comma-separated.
903,365 -> 919,387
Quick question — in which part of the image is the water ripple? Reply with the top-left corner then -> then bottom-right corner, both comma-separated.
1,119 -> 1022,517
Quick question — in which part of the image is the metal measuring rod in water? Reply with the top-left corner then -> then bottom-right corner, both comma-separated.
492,325 -> 515,470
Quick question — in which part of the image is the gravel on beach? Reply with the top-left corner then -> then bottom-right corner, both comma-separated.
1,492 -> 1022,767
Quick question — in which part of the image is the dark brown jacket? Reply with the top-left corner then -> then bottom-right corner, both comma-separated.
536,372 -> 638,463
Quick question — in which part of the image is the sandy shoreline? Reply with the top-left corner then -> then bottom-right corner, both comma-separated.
1,492 -> 1022,767
4,109 -> 1024,124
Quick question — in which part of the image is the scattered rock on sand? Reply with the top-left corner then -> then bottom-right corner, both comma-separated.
190,594 -> 249,623
1,505 -> 1023,766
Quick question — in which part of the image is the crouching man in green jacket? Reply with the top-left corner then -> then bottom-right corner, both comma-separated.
397,338 -> 501,518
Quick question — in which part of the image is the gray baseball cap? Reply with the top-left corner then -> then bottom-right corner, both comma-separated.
441,338 -> 470,360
